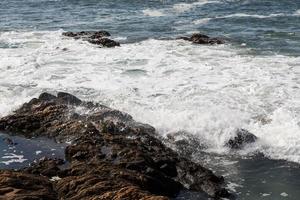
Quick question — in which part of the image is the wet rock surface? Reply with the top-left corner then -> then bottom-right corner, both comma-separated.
0,170 -> 57,200
63,31 -> 120,47
226,129 -> 257,149
0,92 -> 230,199
165,131 -> 207,159
178,33 -> 224,45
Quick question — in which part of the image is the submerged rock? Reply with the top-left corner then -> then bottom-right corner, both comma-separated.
63,31 -> 120,47
226,129 -> 257,149
0,92 -> 230,199
178,33 -> 224,45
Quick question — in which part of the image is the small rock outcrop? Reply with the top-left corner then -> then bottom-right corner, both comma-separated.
226,129 -> 257,149
63,31 -> 120,47
0,92 -> 230,199
178,33 -> 224,45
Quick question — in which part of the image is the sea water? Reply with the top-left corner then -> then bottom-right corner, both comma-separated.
0,0 -> 300,199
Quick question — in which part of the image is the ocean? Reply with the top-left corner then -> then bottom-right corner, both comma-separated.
0,0 -> 300,199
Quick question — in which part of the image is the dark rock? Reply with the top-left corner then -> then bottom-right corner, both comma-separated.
39,92 -> 56,101
88,38 -> 120,47
0,92 -> 230,199
57,92 -> 82,105
24,158 -> 65,177
63,31 -> 120,47
62,31 -> 111,39
226,129 -> 257,149
178,33 -> 224,45
165,131 -> 206,158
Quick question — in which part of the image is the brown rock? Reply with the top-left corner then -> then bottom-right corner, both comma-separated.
0,92 -> 230,199
0,170 -> 57,200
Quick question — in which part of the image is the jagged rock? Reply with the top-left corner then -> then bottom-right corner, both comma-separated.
178,33 -> 224,45
0,92 -> 230,199
226,129 -> 257,149
63,31 -> 120,47
23,158 -> 65,177
0,170 -> 57,200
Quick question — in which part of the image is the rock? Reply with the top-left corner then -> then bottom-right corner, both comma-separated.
0,92 -> 230,199
178,33 -> 224,45
165,131 -> 206,158
23,158 -> 65,177
62,31 -> 111,39
226,129 -> 257,149
57,92 -> 82,105
88,38 -> 120,47
63,31 -> 120,47
0,170 -> 57,200
39,92 -> 56,101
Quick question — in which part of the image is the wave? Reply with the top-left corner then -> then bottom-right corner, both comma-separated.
173,0 -> 221,13
222,13 -> 285,19
1,31 -> 300,164
221,10 -> 300,19
193,18 -> 212,25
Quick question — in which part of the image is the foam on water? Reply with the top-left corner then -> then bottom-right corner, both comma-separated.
193,18 -> 212,25
142,9 -> 165,17
143,0 -> 221,17
172,0 -> 219,13
1,30 -> 300,163
220,10 -> 300,19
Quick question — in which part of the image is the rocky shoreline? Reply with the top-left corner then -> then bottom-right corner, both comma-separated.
0,92 -> 231,200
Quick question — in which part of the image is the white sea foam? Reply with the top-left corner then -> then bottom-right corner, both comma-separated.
193,18 -> 212,25
1,30 -> 300,163
143,0 -> 221,17
173,0 -> 220,13
35,150 -> 42,155
280,192 -> 288,197
224,13 -> 282,19
1,153 -> 27,165
142,9 -> 165,17
221,12 -> 299,19
173,3 -> 194,13
226,182 -> 242,193
294,9 -> 300,15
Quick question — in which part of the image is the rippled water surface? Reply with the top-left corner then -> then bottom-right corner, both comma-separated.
1,0 -> 299,54
0,0 -> 300,199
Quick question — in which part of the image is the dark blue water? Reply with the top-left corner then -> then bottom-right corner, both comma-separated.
0,0 -> 300,55
0,132 -> 66,169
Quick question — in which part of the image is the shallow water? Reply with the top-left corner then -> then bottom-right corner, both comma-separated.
198,152 -> 300,200
175,153 -> 300,199
0,0 -> 300,199
0,132 -> 66,169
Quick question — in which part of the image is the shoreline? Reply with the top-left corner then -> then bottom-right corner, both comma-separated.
0,92 -> 230,199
